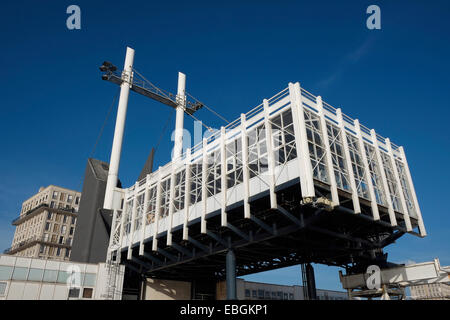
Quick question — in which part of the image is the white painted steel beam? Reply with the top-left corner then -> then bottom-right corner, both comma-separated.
183,148 -> 192,240
201,138 -> 208,233
354,120 -> 380,221
139,176 -> 151,256
371,129 -> 397,227
336,108 -> 361,213
104,47 -> 135,210
386,138 -> 413,232
316,96 -> 339,206
399,146 -> 426,236
289,82 -> 315,199
173,72 -> 186,161
167,163 -> 177,246
127,183 -> 139,260
152,168 -> 163,252
220,127 -> 228,227
263,99 -> 277,208
240,114 -> 251,219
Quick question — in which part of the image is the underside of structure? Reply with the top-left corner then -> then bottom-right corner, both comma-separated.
121,179 -> 410,282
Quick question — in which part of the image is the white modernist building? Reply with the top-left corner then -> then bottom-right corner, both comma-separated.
106,75 -> 426,262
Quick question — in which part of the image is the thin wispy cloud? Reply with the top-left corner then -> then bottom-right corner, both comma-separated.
317,36 -> 376,89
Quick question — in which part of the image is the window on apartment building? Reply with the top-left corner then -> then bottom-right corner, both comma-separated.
58,236 -> 64,244
65,249 -> 70,258
83,274 -> 96,287
56,214 -> 62,222
271,292 -> 277,299
39,244 -> 45,253
48,247 -> 55,256
61,225 -> 67,234
70,227 -> 74,235
69,288 -> 80,298
71,217 -> 77,225
257,290 -> 264,299
67,238 -> 72,246
12,267 -> 28,281
75,197 -> 80,205
47,212 -> 52,220
289,293 -> 294,300
45,222 -> 50,231
52,191 -> 58,200
60,193 -> 66,202
283,293 -> 288,300
83,288 -> 93,299
53,224 -> 59,232
245,289 -> 250,298
63,215 -> 67,223
28,268 -> 44,282
0,266 -> 13,281
51,235 -> 57,243
0,282 -> 6,296
252,290 -> 257,298
67,195 -> 73,203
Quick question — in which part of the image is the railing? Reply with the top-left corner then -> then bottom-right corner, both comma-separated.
132,84 -> 399,192
4,235 -> 73,254
12,204 -> 78,224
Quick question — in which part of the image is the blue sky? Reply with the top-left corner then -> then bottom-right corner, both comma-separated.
0,1 -> 449,291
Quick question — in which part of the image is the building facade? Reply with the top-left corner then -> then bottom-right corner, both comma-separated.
0,254 -> 124,300
217,279 -> 347,300
5,186 -> 81,261
410,283 -> 450,300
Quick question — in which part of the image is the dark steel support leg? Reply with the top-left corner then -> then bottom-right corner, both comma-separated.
306,263 -> 317,300
226,249 -> 237,300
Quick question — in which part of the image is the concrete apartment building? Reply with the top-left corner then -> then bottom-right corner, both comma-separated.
410,283 -> 450,300
5,186 -> 81,261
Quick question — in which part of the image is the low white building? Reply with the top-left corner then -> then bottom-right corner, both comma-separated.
0,254 -> 124,300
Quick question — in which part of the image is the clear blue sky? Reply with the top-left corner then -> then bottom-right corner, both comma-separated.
1,1 -> 449,291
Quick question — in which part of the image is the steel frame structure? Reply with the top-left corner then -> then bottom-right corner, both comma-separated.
104,77 -> 426,281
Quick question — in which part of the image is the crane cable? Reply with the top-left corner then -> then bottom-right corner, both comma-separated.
132,67 -> 226,131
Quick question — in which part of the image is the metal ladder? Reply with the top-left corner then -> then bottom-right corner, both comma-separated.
103,251 -> 120,300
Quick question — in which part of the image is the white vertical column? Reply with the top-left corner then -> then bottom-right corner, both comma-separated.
104,47 -> 135,210
183,148 -> 192,240
354,120 -> 380,221
139,175 -> 151,256
316,96 -> 339,206
220,127 -> 228,227
399,146 -> 426,236
152,168 -> 162,252
289,82 -> 315,199
167,163 -> 177,246
117,196 -> 129,263
386,139 -> 412,232
173,72 -> 186,161
371,130 -> 397,227
127,184 -> 139,260
337,109 -> 361,213
201,138 -> 208,233
240,114 -> 251,219
263,99 -> 277,208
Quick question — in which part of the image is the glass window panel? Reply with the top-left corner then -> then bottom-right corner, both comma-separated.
43,269 -> 58,282
0,266 -> 13,281
28,268 -> 44,281
83,273 -> 96,286
57,271 -> 70,284
12,267 -> 28,280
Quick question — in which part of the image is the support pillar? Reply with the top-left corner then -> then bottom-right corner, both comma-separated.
226,249 -> 237,300
104,47 -> 135,210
